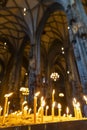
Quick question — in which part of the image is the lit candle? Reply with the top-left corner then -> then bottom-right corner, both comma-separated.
45,106 -> 49,116
38,107 -> 41,116
28,108 -> 32,115
7,101 -> 10,115
76,102 -> 82,119
41,99 -> 45,122
23,105 -> 28,116
0,106 -> 3,116
34,95 -> 37,123
52,89 -> 55,104
83,95 -> 87,104
34,92 -> 40,123
52,102 -> 55,121
22,101 -> 27,114
73,98 -> 77,118
66,107 -> 69,117
58,103 -> 62,118
3,92 -> 13,123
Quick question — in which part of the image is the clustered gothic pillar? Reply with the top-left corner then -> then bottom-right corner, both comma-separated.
66,1 -> 87,96
28,44 -> 36,101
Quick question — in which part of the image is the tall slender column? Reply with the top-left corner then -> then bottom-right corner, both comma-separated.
76,0 -> 87,26
71,34 -> 87,93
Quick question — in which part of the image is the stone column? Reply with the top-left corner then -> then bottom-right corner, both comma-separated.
66,1 -> 87,94
74,36 -> 87,94
29,44 -> 36,102
76,0 -> 87,26
67,46 -> 82,98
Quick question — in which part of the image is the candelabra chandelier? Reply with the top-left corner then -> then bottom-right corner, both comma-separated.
50,72 -> 59,81
20,87 -> 29,95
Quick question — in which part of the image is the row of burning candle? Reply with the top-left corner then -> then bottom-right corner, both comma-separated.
1,90 -> 87,124
33,90 -> 71,123
73,98 -> 82,119
33,91 -> 87,122
0,90 -> 70,123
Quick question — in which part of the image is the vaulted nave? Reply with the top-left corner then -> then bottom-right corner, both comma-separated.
0,0 -> 87,129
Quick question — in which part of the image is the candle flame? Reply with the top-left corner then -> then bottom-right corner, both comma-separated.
46,106 -> 49,110
8,101 -> 10,105
42,100 -> 45,107
52,102 -> 55,107
77,102 -> 80,107
73,98 -> 77,103
0,106 -> 2,110
4,92 -> 13,98
66,107 -> 69,114
22,101 -> 27,105
73,98 -> 77,107
28,108 -> 32,114
41,96 -> 44,101
58,103 -> 61,109
83,95 -> 87,101
24,105 -> 28,110
52,89 -> 55,94
35,92 -> 40,97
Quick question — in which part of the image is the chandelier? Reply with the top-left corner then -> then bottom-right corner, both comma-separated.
20,87 -> 29,95
50,72 -> 59,81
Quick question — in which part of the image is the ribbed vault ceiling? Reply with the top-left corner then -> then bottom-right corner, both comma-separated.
41,10 -> 69,77
0,0 -> 71,88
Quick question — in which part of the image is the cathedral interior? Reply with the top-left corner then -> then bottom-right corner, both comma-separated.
0,0 -> 87,117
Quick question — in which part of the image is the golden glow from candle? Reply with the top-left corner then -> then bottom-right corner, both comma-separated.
77,102 -> 80,107
7,101 -> 10,115
22,101 -> 27,114
46,105 -> 49,110
73,98 -> 77,107
24,105 -> 28,110
57,103 -> 62,117
4,92 -> 13,98
22,101 -> 27,106
23,105 -> 28,116
0,106 -> 3,116
38,107 -> 41,115
52,102 -> 55,108
83,95 -> 87,104
3,92 -> 13,123
58,103 -> 61,109
52,89 -> 55,104
76,102 -> 82,118
66,107 -> 69,115
41,100 -> 45,107
28,108 -> 32,114
53,89 -> 55,95
73,98 -> 77,118
0,89 -> 84,126
45,106 -> 49,116
52,102 -> 55,121
73,98 -> 77,103
34,95 -> 37,123
41,98 -> 45,122
0,106 -> 2,111
35,92 -> 40,97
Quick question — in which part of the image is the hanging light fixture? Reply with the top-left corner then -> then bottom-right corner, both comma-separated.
50,72 -> 59,81
20,87 -> 29,95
